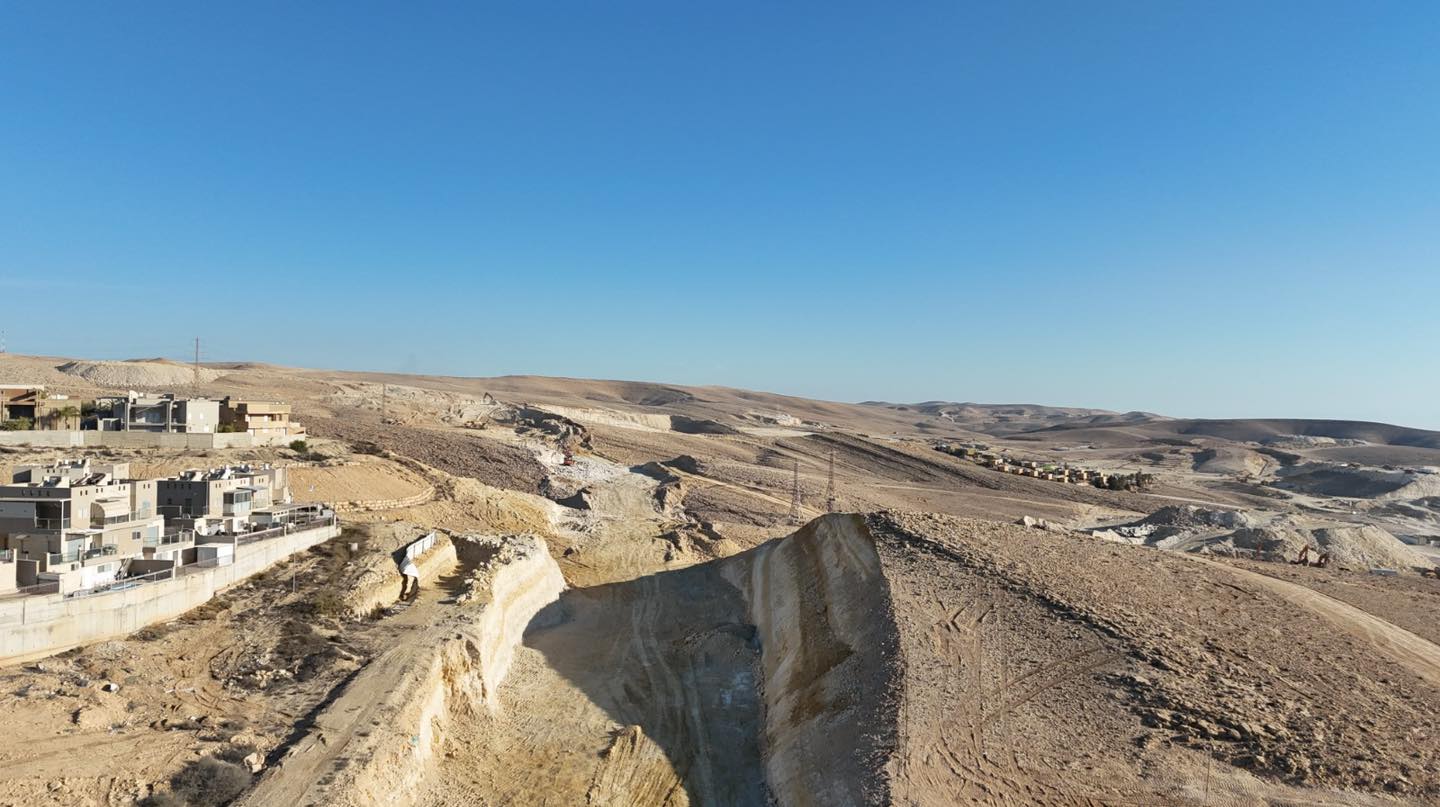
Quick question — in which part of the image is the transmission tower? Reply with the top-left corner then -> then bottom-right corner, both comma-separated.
826,448 -> 837,512
788,459 -> 802,525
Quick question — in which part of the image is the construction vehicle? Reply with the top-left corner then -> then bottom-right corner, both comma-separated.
1293,546 -> 1332,568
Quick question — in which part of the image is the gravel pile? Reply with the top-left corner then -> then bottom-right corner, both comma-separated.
57,359 -> 223,389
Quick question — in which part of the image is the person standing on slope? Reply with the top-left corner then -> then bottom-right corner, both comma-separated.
400,557 -> 421,602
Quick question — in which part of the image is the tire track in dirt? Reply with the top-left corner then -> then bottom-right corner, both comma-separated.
1198,558 -> 1440,688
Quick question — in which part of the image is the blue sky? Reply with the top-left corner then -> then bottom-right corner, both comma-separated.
2,3 -> 1438,428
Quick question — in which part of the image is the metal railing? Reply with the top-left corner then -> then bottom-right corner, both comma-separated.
143,530 -> 194,548
46,545 -> 119,565
404,531 -> 438,561
94,512 -> 145,527
229,514 -> 336,546
11,514 -> 337,600
65,567 -> 176,599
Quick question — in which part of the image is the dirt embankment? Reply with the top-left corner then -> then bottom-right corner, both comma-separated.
239,534 -> 565,807
868,511 -> 1440,804
57,359 -> 225,388
425,512 -> 1440,805
306,415 -> 549,495
720,514 -> 901,807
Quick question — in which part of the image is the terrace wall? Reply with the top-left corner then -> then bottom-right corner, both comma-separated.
0,520 -> 339,665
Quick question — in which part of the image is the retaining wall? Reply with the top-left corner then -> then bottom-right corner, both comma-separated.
0,521 -> 340,665
332,485 -> 436,513
0,431 -> 296,449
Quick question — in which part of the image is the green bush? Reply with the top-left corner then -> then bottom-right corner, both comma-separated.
0,418 -> 34,431
288,439 -> 308,453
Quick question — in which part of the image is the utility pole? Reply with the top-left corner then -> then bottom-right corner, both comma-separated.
381,384 -> 388,418
789,459 -> 802,525
192,337 -> 201,398
826,448 -> 837,512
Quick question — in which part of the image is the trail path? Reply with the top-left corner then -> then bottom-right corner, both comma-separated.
239,563 -> 461,807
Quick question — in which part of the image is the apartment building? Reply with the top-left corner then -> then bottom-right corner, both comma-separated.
156,464 -> 289,534
0,460 -> 165,591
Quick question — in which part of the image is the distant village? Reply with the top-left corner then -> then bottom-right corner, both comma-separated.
0,385 -> 306,440
935,442 -> 1156,492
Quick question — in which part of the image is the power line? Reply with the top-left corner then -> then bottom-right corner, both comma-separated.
826,448 -> 837,512
789,459 -> 802,525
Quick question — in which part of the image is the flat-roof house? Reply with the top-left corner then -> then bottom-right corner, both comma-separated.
0,467 -> 164,575
92,392 -> 220,433
157,465 -> 289,533
220,398 -> 306,439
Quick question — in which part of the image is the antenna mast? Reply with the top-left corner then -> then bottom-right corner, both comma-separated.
789,459 -> 802,525
826,448 -> 837,512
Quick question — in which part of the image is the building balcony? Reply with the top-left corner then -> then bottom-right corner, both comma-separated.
46,545 -> 119,566
143,530 -> 194,548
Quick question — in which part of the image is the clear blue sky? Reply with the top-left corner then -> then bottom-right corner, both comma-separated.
3,3 -> 1438,428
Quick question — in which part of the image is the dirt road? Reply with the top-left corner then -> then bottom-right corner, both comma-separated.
240,563 -> 462,807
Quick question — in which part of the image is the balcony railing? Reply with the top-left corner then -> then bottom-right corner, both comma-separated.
95,512 -> 142,527
33,518 -> 71,530
46,545 -> 119,565
143,530 -> 194,548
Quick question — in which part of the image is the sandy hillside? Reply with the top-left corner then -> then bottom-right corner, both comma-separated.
1,352 -> 1439,806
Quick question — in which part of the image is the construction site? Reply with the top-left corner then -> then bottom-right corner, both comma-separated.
1,353 -> 1439,807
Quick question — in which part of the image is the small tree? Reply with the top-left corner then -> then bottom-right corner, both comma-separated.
289,439 -> 308,453
0,417 -> 34,431
48,405 -> 80,430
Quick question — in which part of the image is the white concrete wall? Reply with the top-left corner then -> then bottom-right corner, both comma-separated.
0,431 -> 82,447
0,431 -> 299,449
0,521 -> 340,665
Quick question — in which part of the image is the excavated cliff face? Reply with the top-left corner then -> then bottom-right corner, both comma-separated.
255,518 -> 904,807
339,538 -> 566,804
451,534 -> 569,707
720,514 -> 903,807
